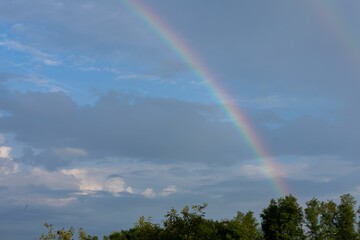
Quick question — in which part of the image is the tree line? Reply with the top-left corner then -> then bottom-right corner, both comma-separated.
38,193 -> 360,240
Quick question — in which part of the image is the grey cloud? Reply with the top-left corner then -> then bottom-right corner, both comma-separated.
266,116 -> 360,159
141,1 -> 360,103
0,89 -> 254,164
15,147 -> 71,171
1,87 -> 359,165
287,173 -> 360,201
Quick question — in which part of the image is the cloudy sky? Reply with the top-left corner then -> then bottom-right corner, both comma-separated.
1,0 -> 360,238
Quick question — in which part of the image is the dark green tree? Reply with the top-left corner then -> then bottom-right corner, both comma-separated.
104,216 -> 162,240
131,216 -> 162,240
261,199 -> 279,240
223,211 -> 263,240
162,207 -> 185,240
162,203 -> 217,240
319,199 -> 337,240
261,195 -> 304,240
304,198 -> 322,240
105,231 -> 127,240
336,193 -> 357,240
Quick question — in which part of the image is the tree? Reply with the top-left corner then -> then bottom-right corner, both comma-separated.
39,223 -> 99,240
357,205 -> 360,239
232,211 -> 262,240
162,207 -> 185,240
261,199 -> 279,240
319,199 -> 337,239
261,195 -> 304,240
336,193 -> 357,240
39,223 -> 74,240
39,223 -> 57,240
78,228 -> 98,240
162,203 -> 216,240
304,198 -> 322,240
131,216 -> 162,240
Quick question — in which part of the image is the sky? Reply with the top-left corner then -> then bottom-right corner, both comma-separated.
0,0 -> 360,238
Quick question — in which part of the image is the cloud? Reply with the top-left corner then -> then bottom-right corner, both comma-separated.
238,164 -> 268,179
42,197 -> 77,207
0,38 -> 62,66
142,188 -> 156,198
0,146 -> 11,159
159,185 -> 177,197
53,147 -> 87,158
117,74 -> 164,82
104,177 -> 133,196
0,146 -> 18,175
62,168 -> 134,196
0,1 -> 194,80
0,71 -> 66,93
62,168 -> 103,193
0,90 -> 254,164
266,115 -> 360,158
15,147 -> 74,171
140,185 -> 178,198
278,155 -> 360,182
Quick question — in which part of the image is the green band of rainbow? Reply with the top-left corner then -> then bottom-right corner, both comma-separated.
122,0 -> 289,196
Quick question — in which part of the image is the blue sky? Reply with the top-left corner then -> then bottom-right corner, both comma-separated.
1,0 -> 360,239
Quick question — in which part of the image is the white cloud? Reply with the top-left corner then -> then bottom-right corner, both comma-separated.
160,185 -> 177,197
0,146 -> 11,158
117,73 -> 162,82
62,168 -> 133,195
239,164 -> 268,178
126,186 -> 134,194
62,168 -> 103,192
0,38 -> 62,66
104,177 -> 133,196
142,188 -> 156,198
0,146 -> 18,175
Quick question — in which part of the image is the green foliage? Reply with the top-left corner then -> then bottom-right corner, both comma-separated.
304,198 -> 322,240
261,195 -> 304,240
224,211 -> 263,240
130,216 -> 163,240
319,199 -> 337,239
78,228 -> 98,240
39,193 -> 360,240
39,223 -> 74,240
39,223 -> 58,240
162,203 -> 217,240
38,223 -> 98,240
336,193 -> 357,240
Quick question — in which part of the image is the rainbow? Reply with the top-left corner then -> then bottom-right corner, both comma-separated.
122,0 -> 289,196
303,1 -> 360,77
